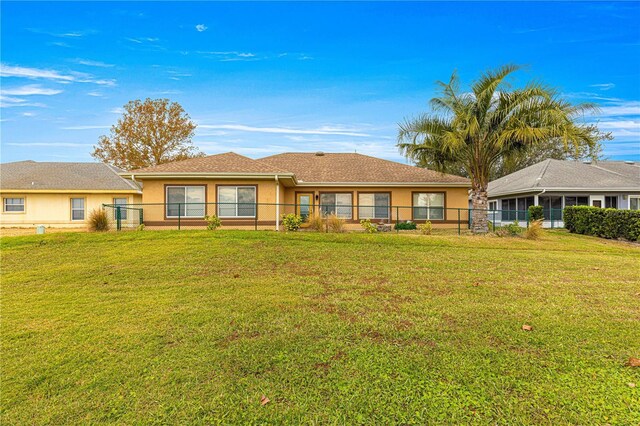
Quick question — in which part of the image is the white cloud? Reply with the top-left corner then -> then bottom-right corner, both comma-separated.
109,107 -> 124,114
197,124 -> 372,137
22,112 -> 36,117
1,84 -> 62,96
0,95 -> 46,108
72,58 -> 115,68
87,91 -> 104,97
0,64 -> 75,81
1,64 -> 116,86
195,51 -> 256,61
126,37 -> 159,44
590,83 -> 615,91
195,24 -> 208,32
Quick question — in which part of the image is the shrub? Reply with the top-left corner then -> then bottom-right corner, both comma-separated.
394,221 -> 417,230
88,208 -> 110,232
495,221 -> 523,237
528,205 -> 544,221
306,212 -> 325,232
327,214 -> 346,233
360,219 -> 378,233
204,214 -> 222,231
523,219 -> 544,240
282,213 -> 303,232
136,224 -> 145,231
418,221 -> 432,235
564,206 -> 640,241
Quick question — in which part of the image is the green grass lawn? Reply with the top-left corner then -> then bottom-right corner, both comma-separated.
2,230 -> 639,424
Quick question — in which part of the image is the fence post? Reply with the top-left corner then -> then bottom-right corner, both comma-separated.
255,203 -> 258,231
551,208 -> 554,229
526,209 -> 530,228
116,206 -> 121,231
457,208 -> 461,235
492,209 -> 496,232
178,203 -> 181,230
139,208 -> 144,226
396,206 -> 399,233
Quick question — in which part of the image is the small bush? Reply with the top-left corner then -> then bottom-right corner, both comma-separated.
136,224 -> 145,231
495,221 -> 523,237
282,213 -> 303,232
204,214 -> 222,231
524,219 -> 544,240
528,205 -> 544,221
564,206 -> 640,241
360,219 -> 378,233
418,221 -> 432,235
327,214 -> 346,233
88,208 -> 110,232
306,213 -> 325,232
394,221 -> 417,230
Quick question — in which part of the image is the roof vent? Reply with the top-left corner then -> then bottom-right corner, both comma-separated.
583,160 -> 592,165
624,160 -> 635,165
315,151 -> 325,156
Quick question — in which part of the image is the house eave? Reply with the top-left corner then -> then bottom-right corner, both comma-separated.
489,187 -> 640,198
0,189 -> 143,194
295,181 -> 471,188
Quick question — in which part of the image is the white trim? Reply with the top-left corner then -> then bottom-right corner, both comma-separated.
296,182 -> 470,188
3,197 -> 25,213
629,195 -> 640,211
217,185 -> 257,218
165,185 -> 206,219
70,197 -> 85,221
490,187 -> 640,198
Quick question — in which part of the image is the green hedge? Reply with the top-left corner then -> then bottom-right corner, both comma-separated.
564,206 -> 640,241
528,205 -> 544,221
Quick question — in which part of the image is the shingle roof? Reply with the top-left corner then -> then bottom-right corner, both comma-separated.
0,161 -> 141,191
488,159 -> 640,196
129,152 -> 291,175
258,152 -> 470,184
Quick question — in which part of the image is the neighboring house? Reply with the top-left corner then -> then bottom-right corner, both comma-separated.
487,159 -> 640,226
0,161 -> 142,228
121,151 -> 471,229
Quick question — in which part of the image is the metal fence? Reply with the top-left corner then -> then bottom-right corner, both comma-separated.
103,202 -> 567,234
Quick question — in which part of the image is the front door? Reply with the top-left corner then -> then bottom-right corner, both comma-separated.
296,193 -> 314,221
590,195 -> 604,208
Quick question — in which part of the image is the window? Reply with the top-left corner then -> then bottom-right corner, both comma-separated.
166,186 -> 206,218
113,197 -> 128,220
501,198 -> 517,221
630,196 -> 640,211
539,196 -> 562,220
605,196 -> 618,209
358,193 -> 390,220
3,197 -> 24,212
488,201 -> 498,211
517,197 -> 535,220
71,198 -> 85,220
320,193 -> 353,219
217,186 -> 256,218
564,196 -> 589,207
412,193 -> 444,220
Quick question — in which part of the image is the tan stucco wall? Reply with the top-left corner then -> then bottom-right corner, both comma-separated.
139,178 -> 280,222
0,192 -> 142,228
137,178 -> 469,228
281,186 -> 470,224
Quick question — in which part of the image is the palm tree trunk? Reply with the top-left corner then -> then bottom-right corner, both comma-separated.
471,185 -> 489,234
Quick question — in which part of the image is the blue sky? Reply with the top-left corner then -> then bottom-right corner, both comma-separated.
1,1 -> 639,164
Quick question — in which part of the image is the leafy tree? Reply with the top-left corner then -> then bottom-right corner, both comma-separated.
398,65 -> 602,233
92,98 -> 203,170
414,128 -> 610,181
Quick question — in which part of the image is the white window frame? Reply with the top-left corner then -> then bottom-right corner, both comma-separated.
113,197 -> 128,220
320,193 -> 353,219
217,186 -> 257,218
3,197 -> 25,213
358,193 -> 390,220
488,201 -> 497,211
630,196 -> 640,211
413,193 -> 445,221
70,198 -> 85,221
165,185 -> 206,218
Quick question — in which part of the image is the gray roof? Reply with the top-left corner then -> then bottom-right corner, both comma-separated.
0,161 -> 142,191
488,159 -> 640,197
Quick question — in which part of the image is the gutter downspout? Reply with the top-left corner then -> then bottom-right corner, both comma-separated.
534,188 -> 546,206
275,175 -> 280,231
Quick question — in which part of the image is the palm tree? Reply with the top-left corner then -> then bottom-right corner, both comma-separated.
398,64 -> 600,233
